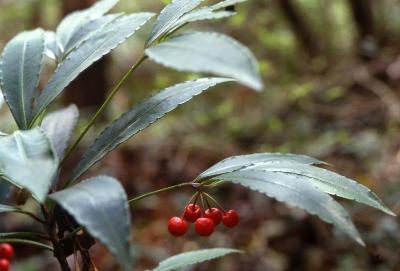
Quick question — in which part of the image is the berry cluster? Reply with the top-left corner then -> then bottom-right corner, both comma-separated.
0,243 -> 14,271
168,192 -> 239,237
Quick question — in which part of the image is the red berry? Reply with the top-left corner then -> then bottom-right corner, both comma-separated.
222,210 -> 239,228
194,217 -> 215,236
0,244 -> 13,260
0,259 -> 9,271
183,204 -> 202,222
204,208 -> 222,225
168,217 -> 188,236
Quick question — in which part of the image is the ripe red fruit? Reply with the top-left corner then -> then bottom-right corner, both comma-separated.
204,208 -> 222,225
0,259 -> 9,271
0,244 -> 14,260
194,217 -> 215,236
222,209 -> 239,228
168,217 -> 188,236
183,204 -> 202,222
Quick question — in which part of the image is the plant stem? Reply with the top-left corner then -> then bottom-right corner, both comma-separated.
128,182 -> 198,205
19,210 -> 46,224
60,55 -> 148,169
0,231 -> 50,241
0,238 -> 53,251
203,192 -> 226,212
41,205 -> 71,271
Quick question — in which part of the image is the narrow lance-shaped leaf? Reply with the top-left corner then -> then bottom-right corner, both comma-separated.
70,77 -> 232,182
146,0 -> 203,46
32,13 -> 154,124
216,169 -> 365,245
49,176 -> 131,271
0,29 -> 45,129
0,128 -> 58,202
62,14 -> 121,56
211,0 -> 247,10
41,104 -> 79,159
57,0 -> 119,49
170,0 -> 249,31
146,31 -> 264,91
170,7 -> 235,32
197,153 -> 325,180
248,162 -> 395,216
43,31 -> 61,60
153,248 -> 242,271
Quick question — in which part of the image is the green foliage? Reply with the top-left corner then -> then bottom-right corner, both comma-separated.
146,0 -> 203,46
32,13 -> 154,124
70,77 -> 232,183
0,29 -> 45,129
0,0 -> 395,270
153,248 -> 242,271
50,176 -> 131,271
41,105 -> 79,159
146,31 -> 263,91
0,128 -> 57,202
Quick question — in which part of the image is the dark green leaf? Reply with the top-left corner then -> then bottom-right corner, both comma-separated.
198,153 -> 324,180
0,128 -> 58,202
32,13 -> 154,123
41,104 -> 79,159
0,29 -> 45,129
146,32 -> 263,91
62,14 -> 121,56
211,0 -> 247,10
49,176 -> 131,271
56,0 -> 119,49
70,77 -> 232,182
153,248 -> 242,271
249,162 -> 395,216
146,0 -> 203,46
216,169 -> 365,245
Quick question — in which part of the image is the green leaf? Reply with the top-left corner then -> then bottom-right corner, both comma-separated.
197,153 -> 324,180
41,104 -> 79,159
211,0 -> 247,10
216,169 -> 365,246
56,0 -> 119,49
153,248 -> 242,271
248,162 -> 395,216
146,0 -> 203,46
0,128 -> 58,202
32,13 -> 154,124
43,31 -> 61,60
62,14 -> 121,56
146,31 -> 263,91
171,7 -> 235,31
69,77 -> 232,182
0,29 -> 45,129
49,176 -> 131,271
170,0 -> 249,31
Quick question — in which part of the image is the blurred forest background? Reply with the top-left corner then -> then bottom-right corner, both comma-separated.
0,0 -> 400,270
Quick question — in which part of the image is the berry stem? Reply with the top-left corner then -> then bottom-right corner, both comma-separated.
203,193 -> 212,210
200,193 -> 206,211
0,238 -> 53,251
128,182 -> 197,205
203,192 -> 226,213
